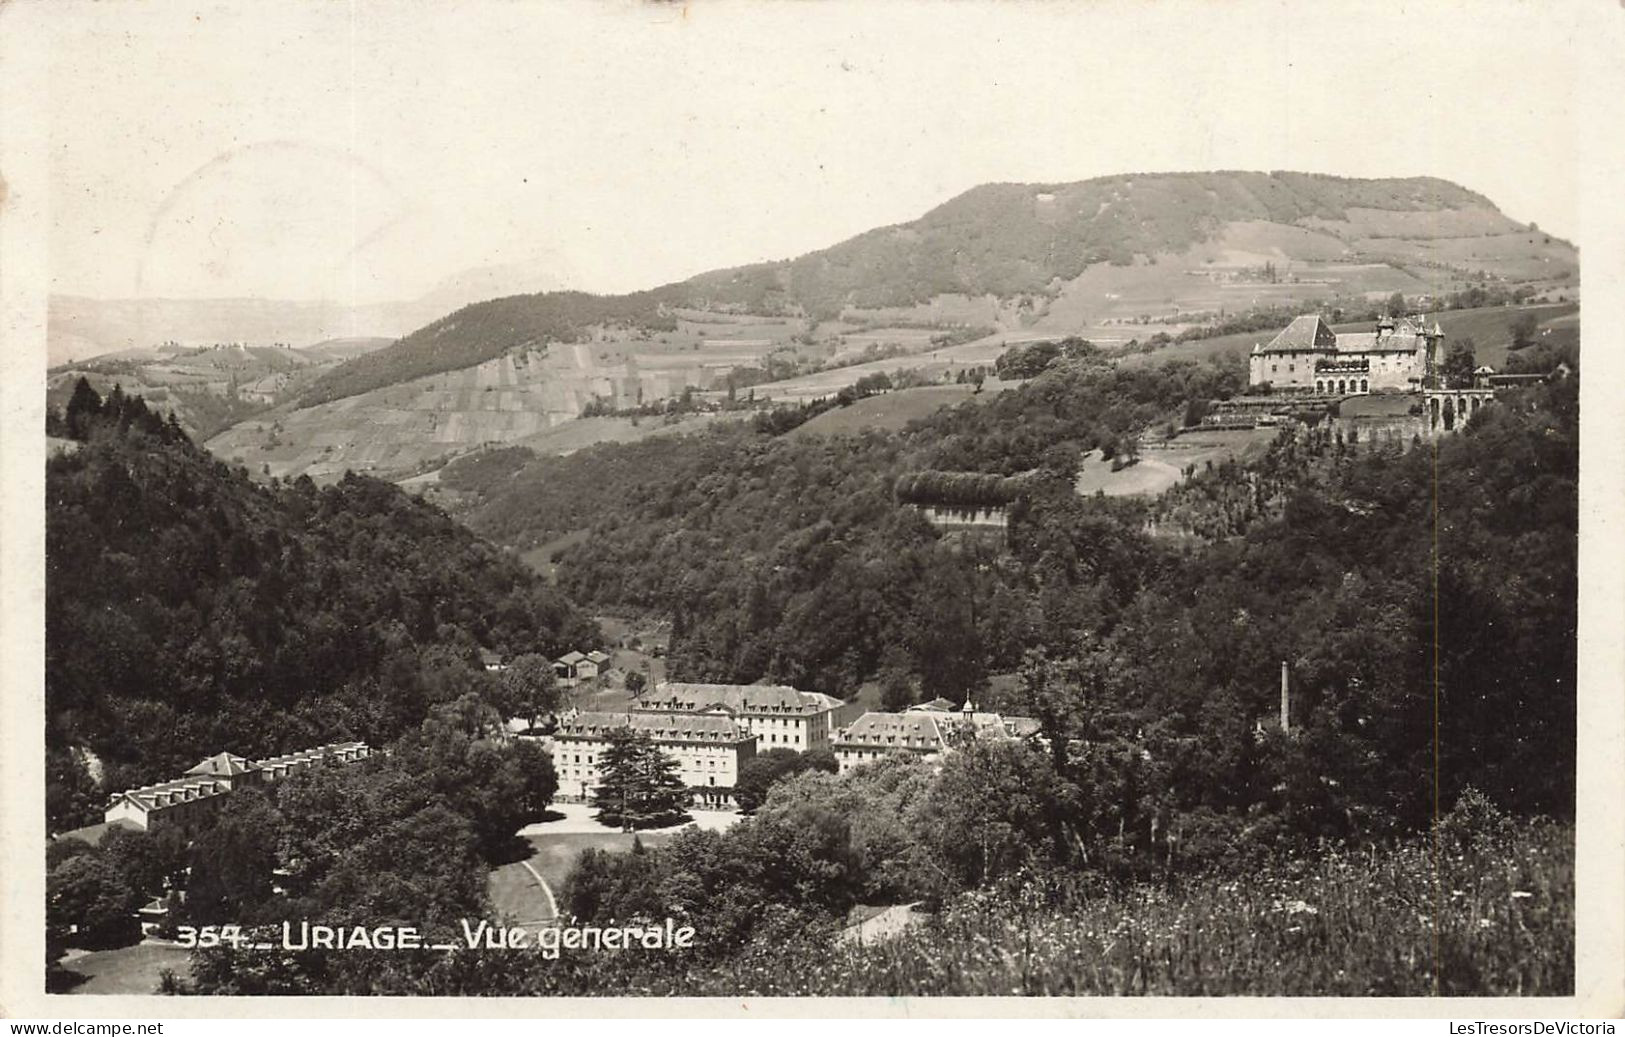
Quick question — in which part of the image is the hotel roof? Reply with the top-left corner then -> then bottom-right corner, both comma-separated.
835,711 -> 948,749
555,710 -> 753,743
185,752 -> 254,778
643,682 -> 841,715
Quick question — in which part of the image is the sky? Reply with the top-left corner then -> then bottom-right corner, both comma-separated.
38,0 -> 1587,306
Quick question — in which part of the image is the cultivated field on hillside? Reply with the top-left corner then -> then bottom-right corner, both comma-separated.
788,384 -> 1005,439
1074,428 -> 1277,498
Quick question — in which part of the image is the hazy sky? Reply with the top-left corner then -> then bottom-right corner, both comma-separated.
39,0 -> 1584,305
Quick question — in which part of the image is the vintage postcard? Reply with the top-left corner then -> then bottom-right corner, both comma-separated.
1,0 -> 1621,1021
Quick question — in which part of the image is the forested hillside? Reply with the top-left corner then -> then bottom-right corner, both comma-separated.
440,355 -> 1244,696
45,381 -> 599,830
446,355 -> 1575,827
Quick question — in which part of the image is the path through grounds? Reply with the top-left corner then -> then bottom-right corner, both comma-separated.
486,803 -> 742,927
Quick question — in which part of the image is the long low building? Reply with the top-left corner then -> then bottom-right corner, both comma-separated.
97,741 -> 372,837
552,710 -> 757,809
635,681 -> 856,752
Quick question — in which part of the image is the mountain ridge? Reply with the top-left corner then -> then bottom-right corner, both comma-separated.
300,171 -> 1571,407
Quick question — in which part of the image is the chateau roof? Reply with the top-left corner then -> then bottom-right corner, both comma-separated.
1259,315 -> 1337,354
1334,330 -> 1424,354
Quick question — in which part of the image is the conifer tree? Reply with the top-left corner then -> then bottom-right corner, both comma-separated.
64,377 -> 103,440
592,728 -> 690,832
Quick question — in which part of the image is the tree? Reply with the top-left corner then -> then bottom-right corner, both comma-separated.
1511,312 -> 1540,349
915,740 -> 1065,891
185,789 -> 282,926
64,377 -> 103,440
101,825 -> 188,901
500,653 -> 562,730
509,737 -> 560,821
592,728 -> 691,831
732,748 -> 806,814
46,747 -> 101,833
1386,291 -> 1408,318
877,643 -> 917,713
48,850 -> 143,948
624,669 -> 648,697
1441,339 -> 1477,389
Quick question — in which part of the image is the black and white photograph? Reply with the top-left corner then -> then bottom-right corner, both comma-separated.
2,0 -> 1621,1020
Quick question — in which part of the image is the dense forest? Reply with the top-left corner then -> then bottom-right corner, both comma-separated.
442,354 -> 1244,696
45,380 -> 599,829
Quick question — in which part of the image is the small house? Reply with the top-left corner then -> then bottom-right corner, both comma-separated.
581,649 -> 612,679
556,650 -> 587,685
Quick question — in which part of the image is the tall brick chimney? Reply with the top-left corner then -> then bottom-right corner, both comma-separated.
1280,660 -> 1291,733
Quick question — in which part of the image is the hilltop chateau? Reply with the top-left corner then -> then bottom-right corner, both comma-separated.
1248,313 -> 1444,395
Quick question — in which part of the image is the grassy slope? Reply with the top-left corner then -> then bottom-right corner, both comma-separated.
787,384 -> 993,439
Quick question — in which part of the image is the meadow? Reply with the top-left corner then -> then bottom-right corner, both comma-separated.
641,814 -> 1573,997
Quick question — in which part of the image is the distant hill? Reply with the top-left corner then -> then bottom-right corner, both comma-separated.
298,336 -> 395,362
46,296 -> 395,366
304,172 -> 1575,408
45,253 -> 573,366
684,172 -> 1559,315
201,172 -> 1577,481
